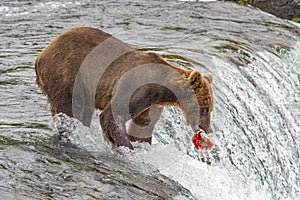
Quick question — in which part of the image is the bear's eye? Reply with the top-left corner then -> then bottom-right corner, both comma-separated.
201,107 -> 209,116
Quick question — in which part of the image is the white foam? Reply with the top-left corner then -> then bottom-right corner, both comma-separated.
51,112 -> 271,199
120,142 -> 271,200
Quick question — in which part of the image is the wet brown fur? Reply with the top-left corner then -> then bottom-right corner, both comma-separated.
35,27 -> 213,149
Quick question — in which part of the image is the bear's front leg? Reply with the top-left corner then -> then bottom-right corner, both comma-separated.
99,104 -> 133,149
128,104 -> 163,143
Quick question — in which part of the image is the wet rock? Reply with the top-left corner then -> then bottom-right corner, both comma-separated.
225,0 -> 300,20
253,0 -> 300,20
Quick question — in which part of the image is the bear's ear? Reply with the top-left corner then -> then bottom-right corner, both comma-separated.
188,70 -> 202,88
204,74 -> 212,84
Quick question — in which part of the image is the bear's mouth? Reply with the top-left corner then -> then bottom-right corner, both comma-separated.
198,124 -> 212,133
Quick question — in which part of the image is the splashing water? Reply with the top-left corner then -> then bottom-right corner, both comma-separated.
56,44 -> 300,200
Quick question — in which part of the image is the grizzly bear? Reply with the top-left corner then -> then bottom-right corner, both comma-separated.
35,27 -> 213,149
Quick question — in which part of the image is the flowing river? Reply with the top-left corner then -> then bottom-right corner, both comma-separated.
0,1 -> 299,199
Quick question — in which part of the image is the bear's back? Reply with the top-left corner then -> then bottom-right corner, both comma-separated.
35,27 -> 114,116
35,27 -> 112,90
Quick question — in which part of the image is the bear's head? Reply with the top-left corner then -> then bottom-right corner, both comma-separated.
187,70 -> 213,132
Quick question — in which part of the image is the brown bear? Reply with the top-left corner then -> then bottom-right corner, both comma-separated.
35,27 -> 213,149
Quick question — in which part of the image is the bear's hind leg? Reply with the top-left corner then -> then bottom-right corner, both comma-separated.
128,105 -> 163,144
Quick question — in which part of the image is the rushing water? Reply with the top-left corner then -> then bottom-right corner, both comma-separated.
0,0 -> 299,199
